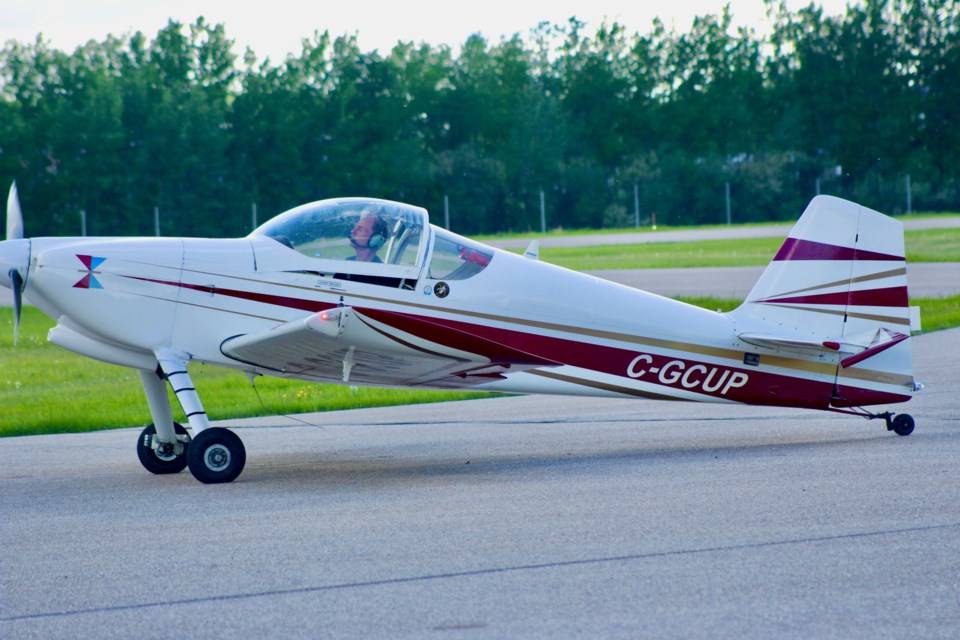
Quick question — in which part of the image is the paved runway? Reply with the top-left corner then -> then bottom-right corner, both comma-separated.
2,328 -> 958,638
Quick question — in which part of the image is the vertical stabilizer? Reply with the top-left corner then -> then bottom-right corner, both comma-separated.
731,196 -> 918,407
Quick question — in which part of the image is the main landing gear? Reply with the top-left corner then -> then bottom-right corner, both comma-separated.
136,423 -> 246,483
186,427 -> 246,484
137,422 -> 190,474
135,352 -> 247,483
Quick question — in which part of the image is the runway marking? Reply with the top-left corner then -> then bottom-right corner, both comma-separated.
3,521 -> 958,624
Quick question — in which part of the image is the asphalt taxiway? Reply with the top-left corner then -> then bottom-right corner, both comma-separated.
2,328 -> 958,638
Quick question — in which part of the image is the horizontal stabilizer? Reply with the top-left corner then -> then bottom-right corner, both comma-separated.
738,332 -> 844,354
739,326 -> 910,370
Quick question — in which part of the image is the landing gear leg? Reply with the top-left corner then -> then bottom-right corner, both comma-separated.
155,349 -> 246,483
137,369 -> 190,474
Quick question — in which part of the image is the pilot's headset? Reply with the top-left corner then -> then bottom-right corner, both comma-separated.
363,210 -> 390,250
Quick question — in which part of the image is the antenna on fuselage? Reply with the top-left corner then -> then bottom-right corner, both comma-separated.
523,240 -> 540,261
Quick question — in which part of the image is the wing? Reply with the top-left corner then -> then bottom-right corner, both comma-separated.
220,306 -> 558,389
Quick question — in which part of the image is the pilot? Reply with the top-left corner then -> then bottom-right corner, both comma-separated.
347,213 -> 389,262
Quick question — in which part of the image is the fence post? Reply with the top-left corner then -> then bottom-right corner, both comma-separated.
906,175 -> 912,214
540,189 -> 546,233
725,182 -> 731,225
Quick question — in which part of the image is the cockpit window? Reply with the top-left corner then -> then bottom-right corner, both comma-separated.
252,198 -> 427,267
429,229 -> 493,280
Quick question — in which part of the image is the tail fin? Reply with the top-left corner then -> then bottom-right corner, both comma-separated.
731,196 -> 920,407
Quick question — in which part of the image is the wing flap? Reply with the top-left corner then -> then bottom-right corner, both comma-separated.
221,306 -> 557,388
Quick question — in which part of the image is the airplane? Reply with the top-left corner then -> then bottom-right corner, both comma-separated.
0,182 -> 922,483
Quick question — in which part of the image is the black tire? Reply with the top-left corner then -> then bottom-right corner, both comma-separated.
186,427 -> 246,484
892,414 -> 915,436
137,423 -> 189,474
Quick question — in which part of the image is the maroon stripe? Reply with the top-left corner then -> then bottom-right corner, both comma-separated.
357,308 -> 559,367
774,238 -> 902,262
840,333 -> 909,368
124,276 -> 335,313
357,308 -> 836,409
831,386 -> 912,408
759,286 -> 908,307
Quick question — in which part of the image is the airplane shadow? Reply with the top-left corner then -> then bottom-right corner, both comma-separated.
238,426 -> 887,488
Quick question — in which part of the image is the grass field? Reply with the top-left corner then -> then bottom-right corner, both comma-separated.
2,221 -> 957,437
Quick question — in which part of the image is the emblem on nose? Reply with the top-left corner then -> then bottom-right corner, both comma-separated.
74,255 -> 106,289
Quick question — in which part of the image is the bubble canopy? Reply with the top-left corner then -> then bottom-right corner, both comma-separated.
251,198 -> 428,267
251,197 -> 494,282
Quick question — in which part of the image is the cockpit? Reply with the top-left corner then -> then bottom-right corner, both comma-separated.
252,198 -> 427,267
250,197 -> 494,284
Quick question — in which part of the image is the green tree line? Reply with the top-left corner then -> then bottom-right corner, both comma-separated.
1,0 -> 958,237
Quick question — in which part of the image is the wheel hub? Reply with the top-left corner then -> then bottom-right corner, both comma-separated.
155,442 -> 177,461
204,445 -> 231,471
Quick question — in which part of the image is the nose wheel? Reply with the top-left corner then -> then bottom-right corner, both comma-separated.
186,427 -> 246,484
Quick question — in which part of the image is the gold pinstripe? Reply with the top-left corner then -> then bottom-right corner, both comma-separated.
527,369 -> 685,401
757,267 -> 907,298
758,303 -> 911,326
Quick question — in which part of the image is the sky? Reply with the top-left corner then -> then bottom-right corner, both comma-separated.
3,0 -> 852,61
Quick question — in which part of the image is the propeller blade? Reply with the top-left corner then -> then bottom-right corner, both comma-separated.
7,181 -> 24,240
10,269 -> 23,348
